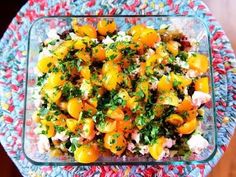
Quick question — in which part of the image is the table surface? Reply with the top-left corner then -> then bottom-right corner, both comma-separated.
202,0 -> 236,177
0,1 -> 235,177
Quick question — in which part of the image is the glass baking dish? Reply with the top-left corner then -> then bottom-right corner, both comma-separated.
23,15 -> 217,165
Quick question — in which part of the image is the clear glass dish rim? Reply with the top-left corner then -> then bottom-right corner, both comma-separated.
23,15 -> 217,166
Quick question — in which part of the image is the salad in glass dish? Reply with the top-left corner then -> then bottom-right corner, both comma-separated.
32,18 -> 211,164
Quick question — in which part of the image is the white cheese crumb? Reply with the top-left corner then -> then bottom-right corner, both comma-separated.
187,134 -> 209,154
52,131 -> 69,142
192,91 -> 211,107
116,31 -> 132,42
80,79 -> 92,100
38,135 -> 50,153
102,36 -> 114,45
186,69 -> 200,78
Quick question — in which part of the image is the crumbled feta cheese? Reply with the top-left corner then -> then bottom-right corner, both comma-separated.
146,49 -> 155,58
139,145 -> 149,155
187,134 -> 209,154
52,131 -> 69,142
186,69 -> 200,78
116,31 -> 132,42
192,91 -> 211,107
150,77 -> 159,90
47,29 -> 60,40
164,138 -> 175,148
38,48 -> 52,59
131,130 -> 140,144
69,32 -> 80,40
176,57 -> 189,69
102,36 -> 114,45
38,135 -> 50,153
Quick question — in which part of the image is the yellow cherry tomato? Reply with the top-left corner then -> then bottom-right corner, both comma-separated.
188,53 -> 209,73
157,75 -> 173,92
54,40 -> 74,59
66,118 -> 79,133
105,49 -> 122,63
45,88 -> 62,103
127,96 -> 138,111
75,51 -> 91,63
104,132 -> 127,156
140,28 -> 161,47
129,24 -> 146,40
102,70 -> 118,91
116,119 -> 133,132
170,72 -> 192,90
74,144 -> 100,163
149,137 -> 166,160
74,40 -> 86,51
96,118 -> 117,133
97,19 -> 108,35
195,77 -> 209,93
81,118 -> 95,140
37,56 -> 57,73
41,120 -> 55,138
79,25 -> 97,38
177,117 -> 198,134
166,41 -> 179,56
102,60 -> 119,74
107,107 -> 124,120
47,72 -> 65,88
157,91 -> 179,107
67,97 -> 83,119
92,45 -> 106,61
107,21 -> 116,33
136,81 -> 149,102
166,114 -> 184,126
80,66 -> 91,80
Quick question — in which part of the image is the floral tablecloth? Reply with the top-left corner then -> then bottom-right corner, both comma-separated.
0,0 -> 236,176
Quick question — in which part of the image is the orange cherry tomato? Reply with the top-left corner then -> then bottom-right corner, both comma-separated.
92,45 -> 106,61
177,117 -> 198,134
140,28 -> 161,47
67,97 -> 83,119
107,107 -> 124,120
166,114 -> 184,126
81,118 -> 96,140
96,118 -> 117,133
80,25 -> 97,38
74,40 -> 86,51
41,120 -> 55,138
157,75 -> 173,92
47,72 -> 65,88
74,144 -> 100,163
97,19 -> 108,35
104,132 -> 127,156
66,118 -> 79,133
83,102 -> 97,115
80,66 -> 91,80
102,70 -> 118,91
116,119 -> 133,132
188,53 -> 209,73
195,77 -> 209,93
75,51 -> 91,63
166,41 -> 179,56
105,49 -> 122,63
37,56 -> 57,73
176,96 -> 194,113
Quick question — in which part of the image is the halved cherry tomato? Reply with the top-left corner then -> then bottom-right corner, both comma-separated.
74,144 -> 99,163
37,56 -> 57,73
166,114 -> 184,126
177,117 -> 198,134
140,28 -> 161,47
104,132 -> 127,156
149,137 -> 166,160
107,107 -> 124,120
81,118 -> 95,140
166,41 -> 179,56
96,118 -> 117,133
195,77 -> 209,93
157,75 -> 173,91
47,72 -> 65,88
67,98 -> 83,119
66,118 -> 79,133
92,45 -> 106,61
188,53 -> 209,73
